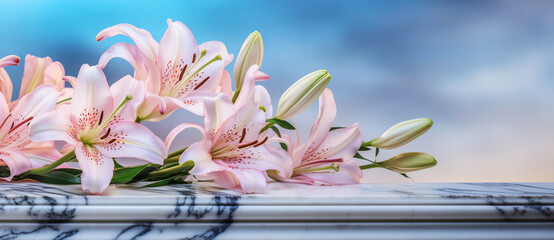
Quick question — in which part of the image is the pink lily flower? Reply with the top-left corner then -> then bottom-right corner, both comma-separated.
0,84 -> 61,180
275,89 -> 363,185
166,66 -> 291,193
0,54 -> 73,105
97,19 -> 233,121
18,54 -> 66,99
0,55 -> 20,103
30,65 -> 167,194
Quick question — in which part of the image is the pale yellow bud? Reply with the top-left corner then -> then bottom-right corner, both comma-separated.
233,31 -> 263,97
380,152 -> 437,173
275,70 -> 330,120
367,118 -> 432,150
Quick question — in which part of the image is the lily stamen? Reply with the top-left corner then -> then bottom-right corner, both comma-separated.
98,111 -> 104,125
9,117 -> 33,133
193,76 -> 210,90
252,136 -> 268,147
238,140 -> 258,149
100,128 -> 111,139
178,64 -> 188,81
239,128 -> 246,143
169,53 -> 221,96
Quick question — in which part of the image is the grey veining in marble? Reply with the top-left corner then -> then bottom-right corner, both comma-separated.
0,182 -> 552,240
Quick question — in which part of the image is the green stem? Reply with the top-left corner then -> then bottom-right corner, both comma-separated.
167,147 -> 188,159
164,155 -> 181,165
359,163 -> 380,170
147,161 -> 193,178
56,97 -> 72,105
259,122 -> 275,134
15,151 -> 76,180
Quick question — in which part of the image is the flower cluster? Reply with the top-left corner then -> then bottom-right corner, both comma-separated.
0,19 -> 436,194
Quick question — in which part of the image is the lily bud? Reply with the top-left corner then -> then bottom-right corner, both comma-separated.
233,31 -> 263,98
275,70 -> 330,120
379,152 -> 437,173
367,118 -> 433,150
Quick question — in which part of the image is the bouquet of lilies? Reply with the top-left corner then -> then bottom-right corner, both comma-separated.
0,19 -> 436,194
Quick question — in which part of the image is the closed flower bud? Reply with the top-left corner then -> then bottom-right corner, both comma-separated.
380,152 -> 437,173
233,31 -> 263,100
275,70 -> 330,120
367,118 -> 433,150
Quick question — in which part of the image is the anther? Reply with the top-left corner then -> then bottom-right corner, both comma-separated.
193,77 -> 210,90
238,140 -> 258,149
178,64 -> 188,81
100,128 -> 111,140
108,139 -> 117,144
253,136 -> 268,147
98,111 -> 104,125
192,53 -> 196,63
8,117 -> 33,133
239,128 -> 246,143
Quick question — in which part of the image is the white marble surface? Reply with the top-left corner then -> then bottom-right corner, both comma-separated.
0,182 -> 552,239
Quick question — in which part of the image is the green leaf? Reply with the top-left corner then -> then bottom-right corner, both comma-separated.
354,152 -> 370,161
111,164 -> 153,184
52,168 -> 82,175
267,118 -> 295,130
26,171 -> 81,185
270,126 -> 282,137
279,142 -> 289,151
0,166 -> 10,178
270,126 -> 288,151
113,159 -> 124,169
400,173 -> 412,179
358,145 -> 371,151
329,127 -> 344,131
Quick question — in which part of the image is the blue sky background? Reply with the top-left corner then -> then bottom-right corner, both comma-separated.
1,0 -> 553,182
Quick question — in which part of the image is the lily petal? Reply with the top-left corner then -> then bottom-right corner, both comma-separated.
4,85 -> 60,148
159,19 -> 198,85
297,158 -> 362,185
224,145 -> 292,178
0,55 -> 21,68
98,43 -> 150,82
70,65 -> 114,128
203,94 -> 234,134
183,141 -> 221,175
137,94 -> 167,122
0,149 -> 31,181
165,122 -> 204,148
0,55 -> 19,103
11,84 -> 59,120
96,23 -> 159,62
29,104 -> 76,144
95,121 -> 166,164
308,124 -> 362,161
305,89 -> 337,153
217,70 -> 233,98
0,92 -> 9,124
255,85 -> 273,119
21,144 -> 62,169
75,144 -> 114,194
169,92 -> 219,116
19,55 -> 54,97
224,168 -> 267,193
43,61 -> 65,91
110,75 -> 146,120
